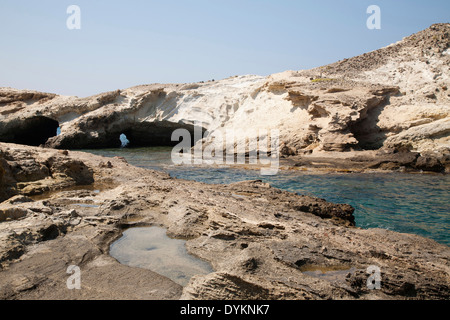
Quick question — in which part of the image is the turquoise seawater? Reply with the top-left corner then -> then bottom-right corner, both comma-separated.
84,147 -> 450,246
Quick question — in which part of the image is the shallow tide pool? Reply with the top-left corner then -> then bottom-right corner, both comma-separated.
109,226 -> 213,286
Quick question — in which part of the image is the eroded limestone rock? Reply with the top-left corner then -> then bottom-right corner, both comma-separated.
0,143 -> 448,300
0,25 -> 448,167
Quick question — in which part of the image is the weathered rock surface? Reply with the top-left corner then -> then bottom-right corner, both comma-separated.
0,146 -> 94,202
0,24 -> 448,172
0,143 -> 448,300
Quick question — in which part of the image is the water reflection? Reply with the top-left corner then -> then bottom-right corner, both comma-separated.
110,226 -> 213,286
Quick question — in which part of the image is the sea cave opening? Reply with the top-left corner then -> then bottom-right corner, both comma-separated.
0,116 -> 60,147
116,121 -> 205,149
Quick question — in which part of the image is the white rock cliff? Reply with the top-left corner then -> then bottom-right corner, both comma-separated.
0,24 -> 448,161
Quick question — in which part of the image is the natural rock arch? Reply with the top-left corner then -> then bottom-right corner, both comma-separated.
45,120 -> 204,149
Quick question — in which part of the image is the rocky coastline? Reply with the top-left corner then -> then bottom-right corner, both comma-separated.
0,24 -> 449,300
0,142 -> 448,299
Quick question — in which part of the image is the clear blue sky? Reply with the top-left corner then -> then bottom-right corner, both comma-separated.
0,0 -> 449,97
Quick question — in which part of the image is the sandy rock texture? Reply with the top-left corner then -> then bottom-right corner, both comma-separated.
0,143 -> 448,300
0,24 -> 448,172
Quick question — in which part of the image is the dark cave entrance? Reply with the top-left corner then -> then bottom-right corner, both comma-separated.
0,116 -> 60,147
348,99 -> 391,151
117,121 -> 203,149
349,122 -> 387,150
7,118 -> 206,150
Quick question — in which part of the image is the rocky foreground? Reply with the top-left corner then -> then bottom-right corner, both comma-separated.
0,24 -> 449,173
0,142 -> 448,300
